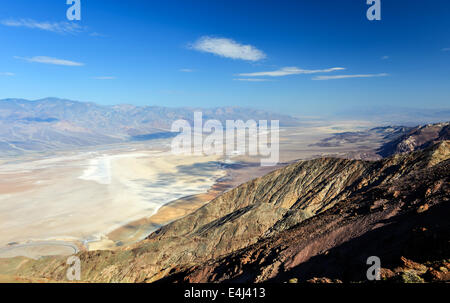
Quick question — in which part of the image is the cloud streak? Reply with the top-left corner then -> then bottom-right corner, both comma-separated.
312,73 -> 388,80
233,78 -> 272,82
238,66 -> 345,77
1,19 -> 84,34
90,32 -> 107,37
190,36 -> 266,61
0,72 -> 15,76
93,76 -> 116,80
14,56 -> 84,66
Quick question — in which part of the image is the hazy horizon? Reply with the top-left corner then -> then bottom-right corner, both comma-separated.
1,96 -> 449,126
1,0 -> 449,116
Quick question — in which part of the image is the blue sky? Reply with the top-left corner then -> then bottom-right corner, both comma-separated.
0,0 -> 449,115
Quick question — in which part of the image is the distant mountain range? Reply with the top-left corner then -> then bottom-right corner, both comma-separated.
0,98 -> 300,155
334,106 -> 450,126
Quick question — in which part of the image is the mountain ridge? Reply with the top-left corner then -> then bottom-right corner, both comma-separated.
0,97 -> 300,155
167,144 -> 449,283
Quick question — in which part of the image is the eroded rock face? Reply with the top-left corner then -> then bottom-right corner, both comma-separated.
7,141 -> 449,283
377,122 -> 449,157
161,142 -> 449,283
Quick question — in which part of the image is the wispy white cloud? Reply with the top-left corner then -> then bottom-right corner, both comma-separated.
90,32 -> 106,37
312,73 -> 389,80
442,48 -> 450,52
381,56 -> 390,60
14,56 -> 84,66
233,78 -> 272,82
180,69 -> 194,72
1,19 -> 84,34
0,72 -> 15,76
93,76 -> 116,80
190,36 -> 266,61
238,66 -> 345,77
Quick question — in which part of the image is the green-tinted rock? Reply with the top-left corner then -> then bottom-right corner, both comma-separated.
400,270 -> 425,283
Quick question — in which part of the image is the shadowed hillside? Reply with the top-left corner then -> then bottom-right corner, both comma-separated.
377,122 -> 450,157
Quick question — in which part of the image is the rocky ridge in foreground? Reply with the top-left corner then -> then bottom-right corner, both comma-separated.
163,142 -> 450,283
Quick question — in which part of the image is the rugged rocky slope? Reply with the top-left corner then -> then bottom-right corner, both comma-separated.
377,122 -> 449,157
311,122 -> 450,161
163,143 -> 450,283
5,139 -> 449,283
